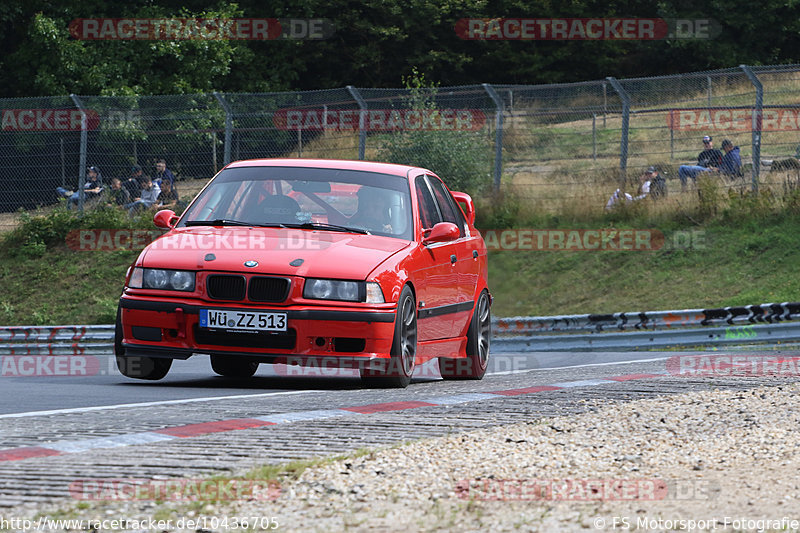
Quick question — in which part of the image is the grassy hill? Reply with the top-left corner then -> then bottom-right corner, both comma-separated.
2,205 -> 799,325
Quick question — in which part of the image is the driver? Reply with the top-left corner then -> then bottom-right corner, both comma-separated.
349,186 -> 393,233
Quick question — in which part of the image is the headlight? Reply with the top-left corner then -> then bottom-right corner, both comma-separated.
304,279 -> 368,302
127,267 -> 195,292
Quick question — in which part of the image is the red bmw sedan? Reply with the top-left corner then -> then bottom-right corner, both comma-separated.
116,159 -> 490,387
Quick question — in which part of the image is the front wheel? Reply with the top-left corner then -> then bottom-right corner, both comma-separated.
360,285 -> 417,388
439,290 -> 491,380
115,306 -> 172,380
210,356 -> 259,378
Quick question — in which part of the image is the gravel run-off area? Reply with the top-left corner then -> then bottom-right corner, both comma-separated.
8,382 -> 800,532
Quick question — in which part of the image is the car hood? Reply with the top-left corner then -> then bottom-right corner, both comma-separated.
140,227 -> 412,280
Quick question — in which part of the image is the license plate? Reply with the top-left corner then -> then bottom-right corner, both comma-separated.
199,309 -> 287,332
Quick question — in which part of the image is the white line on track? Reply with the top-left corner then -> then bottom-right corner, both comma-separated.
486,356 -> 673,376
0,389 -> 320,420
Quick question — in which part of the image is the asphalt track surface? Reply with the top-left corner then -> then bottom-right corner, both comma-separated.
0,350 -> 677,416
1,347 -> 797,507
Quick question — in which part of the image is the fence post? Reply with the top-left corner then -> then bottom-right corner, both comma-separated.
707,75 -> 712,107
347,86 -> 367,160
213,92 -> 232,166
592,113 -> 597,161
670,126 -> 674,160
69,94 -> 88,214
212,132 -> 217,173
483,83 -> 504,192
60,138 -> 66,188
605,77 -> 630,185
740,65 -> 762,192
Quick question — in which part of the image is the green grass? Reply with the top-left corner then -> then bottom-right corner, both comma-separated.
0,245 -> 137,325
3,195 -> 800,324
487,215 -> 800,317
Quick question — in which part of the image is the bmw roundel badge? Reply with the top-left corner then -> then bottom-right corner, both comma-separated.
244,260 -> 258,268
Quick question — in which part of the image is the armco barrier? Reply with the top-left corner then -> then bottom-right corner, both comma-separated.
0,325 -> 114,355
3,302 -> 800,355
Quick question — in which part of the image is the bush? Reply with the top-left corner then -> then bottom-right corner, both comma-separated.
2,205 -> 156,257
376,69 -> 492,194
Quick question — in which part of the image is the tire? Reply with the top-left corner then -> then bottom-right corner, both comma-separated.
438,290 -> 491,380
210,356 -> 259,378
360,285 -> 417,388
114,306 -> 172,380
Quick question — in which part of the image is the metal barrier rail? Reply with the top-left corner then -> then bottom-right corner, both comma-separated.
493,302 -> 800,334
491,302 -> 800,352
0,325 -> 114,355
3,302 -> 800,355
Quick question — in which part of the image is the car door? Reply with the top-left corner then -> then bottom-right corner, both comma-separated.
425,174 -> 478,337
413,174 -> 461,340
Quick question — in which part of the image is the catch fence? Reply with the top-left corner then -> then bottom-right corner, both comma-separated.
2,63 -> 800,227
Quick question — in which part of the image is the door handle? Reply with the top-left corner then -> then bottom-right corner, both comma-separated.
450,254 -> 457,264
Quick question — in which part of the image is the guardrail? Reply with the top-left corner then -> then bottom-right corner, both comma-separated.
492,302 -> 800,351
0,325 -> 114,356
3,302 -> 800,355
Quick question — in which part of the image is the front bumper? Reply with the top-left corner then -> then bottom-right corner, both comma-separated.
119,295 -> 397,365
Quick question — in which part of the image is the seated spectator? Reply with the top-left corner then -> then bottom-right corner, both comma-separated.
124,175 -> 161,216
157,179 -> 179,210
605,188 -> 633,211
719,139 -> 743,179
104,177 -> 131,207
678,135 -> 723,191
153,159 -> 176,187
122,165 -> 145,200
56,166 -> 103,209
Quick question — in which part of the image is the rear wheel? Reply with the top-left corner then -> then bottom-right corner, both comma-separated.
438,290 -> 490,380
360,285 -> 417,388
210,356 -> 259,378
114,307 -> 172,381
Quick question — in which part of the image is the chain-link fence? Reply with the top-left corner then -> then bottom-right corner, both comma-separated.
2,63 -> 800,230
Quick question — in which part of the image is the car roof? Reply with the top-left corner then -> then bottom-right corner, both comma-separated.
224,158 -> 425,178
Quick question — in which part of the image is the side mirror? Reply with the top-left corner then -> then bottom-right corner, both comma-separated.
451,191 -> 475,225
153,209 -> 179,229
423,222 -> 459,245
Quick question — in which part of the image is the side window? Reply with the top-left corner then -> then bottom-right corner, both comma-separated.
414,176 -> 441,229
427,175 -> 465,237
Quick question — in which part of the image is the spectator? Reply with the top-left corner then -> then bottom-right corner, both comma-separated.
605,188 -> 633,211
633,169 -> 653,201
56,166 -> 103,209
678,135 -> 723,191
634,166 -> 666,200
153,159 -> 176,187
122,165 -> 144,200
124,175 -> 161,216
719,139 -> 743,179
157,178 -> 180,210
104,177 -> 131,207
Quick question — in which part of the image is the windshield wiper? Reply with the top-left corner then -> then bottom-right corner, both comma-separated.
184,219 -> 287,227
185,219 -> 251,227
283,222 -> 370,235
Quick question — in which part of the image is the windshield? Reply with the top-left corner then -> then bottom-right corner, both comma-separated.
179,166 -> 413,240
